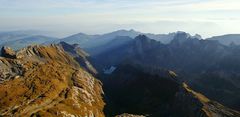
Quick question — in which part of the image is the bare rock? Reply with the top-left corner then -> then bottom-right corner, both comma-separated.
1,46 -> 16,59
116,113 -> 146,117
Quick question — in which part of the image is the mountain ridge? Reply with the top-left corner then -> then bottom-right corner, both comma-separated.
102,63 -> 240,117
92,34 -> 240,111
0,45 -> 105,117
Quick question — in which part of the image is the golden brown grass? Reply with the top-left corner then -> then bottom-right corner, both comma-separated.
0,45 -> 105,117
182,83 -> 210,103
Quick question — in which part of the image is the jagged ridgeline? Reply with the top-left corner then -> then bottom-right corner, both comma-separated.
92,33 -> 240,111
0,43 -> 239,117
0,45 -> 105,117
102,64 -> 240,117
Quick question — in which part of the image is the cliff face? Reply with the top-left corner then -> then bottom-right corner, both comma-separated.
0,45 -> 105,117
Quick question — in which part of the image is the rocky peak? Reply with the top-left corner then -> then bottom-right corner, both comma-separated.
171,32 -> 190,44
59,42 -> 97,75
170,32 -> 200,46
59,41 -> 88,57
193,34 -> 202,39
132,35 -> 161,56
135,34 -> 148,40
0,44 -> 79,83
1,46 -> 16,59
59,41 -> 77,55
134,35 -> 160,46
113,29 -> 139,35
72,43 -> 80,48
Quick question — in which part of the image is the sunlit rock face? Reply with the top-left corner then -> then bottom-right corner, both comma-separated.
0,45 -> 105,117
1,46 -> 16,59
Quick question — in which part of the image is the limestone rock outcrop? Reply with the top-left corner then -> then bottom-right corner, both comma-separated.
1,46 -> 16,59
0,45 -> 105,117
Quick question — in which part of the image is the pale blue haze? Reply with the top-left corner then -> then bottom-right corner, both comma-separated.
0,0 -> 239,37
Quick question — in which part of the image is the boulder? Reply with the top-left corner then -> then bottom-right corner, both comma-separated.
1,46 -> 16,59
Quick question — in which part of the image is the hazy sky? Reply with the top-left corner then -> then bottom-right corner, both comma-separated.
0,0 -> 240,38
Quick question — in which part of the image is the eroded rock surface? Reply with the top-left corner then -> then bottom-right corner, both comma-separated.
1,46 -> 16,59
0,45 -> 105,117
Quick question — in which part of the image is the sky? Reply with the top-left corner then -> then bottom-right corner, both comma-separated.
0,0 -> 240,38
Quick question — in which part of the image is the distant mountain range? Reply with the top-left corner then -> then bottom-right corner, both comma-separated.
207,34 -> 240,45
0,31 -> 33,45
0,31 -> 59,50
91,32 -> 240,111
1,35 -> 58,50
1,29 -> 240,51
55,30 -> 186,50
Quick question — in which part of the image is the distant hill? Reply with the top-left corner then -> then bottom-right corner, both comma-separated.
54,29 -> 140,49
207,34 -> 240,45
0,31 -> 32,45
52,29 -> 179,51
0,29 -> 202,52
0,35 -> 59,50
0,30 -> 54,44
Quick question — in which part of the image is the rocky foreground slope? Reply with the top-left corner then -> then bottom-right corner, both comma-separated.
0,45 -> 105,117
